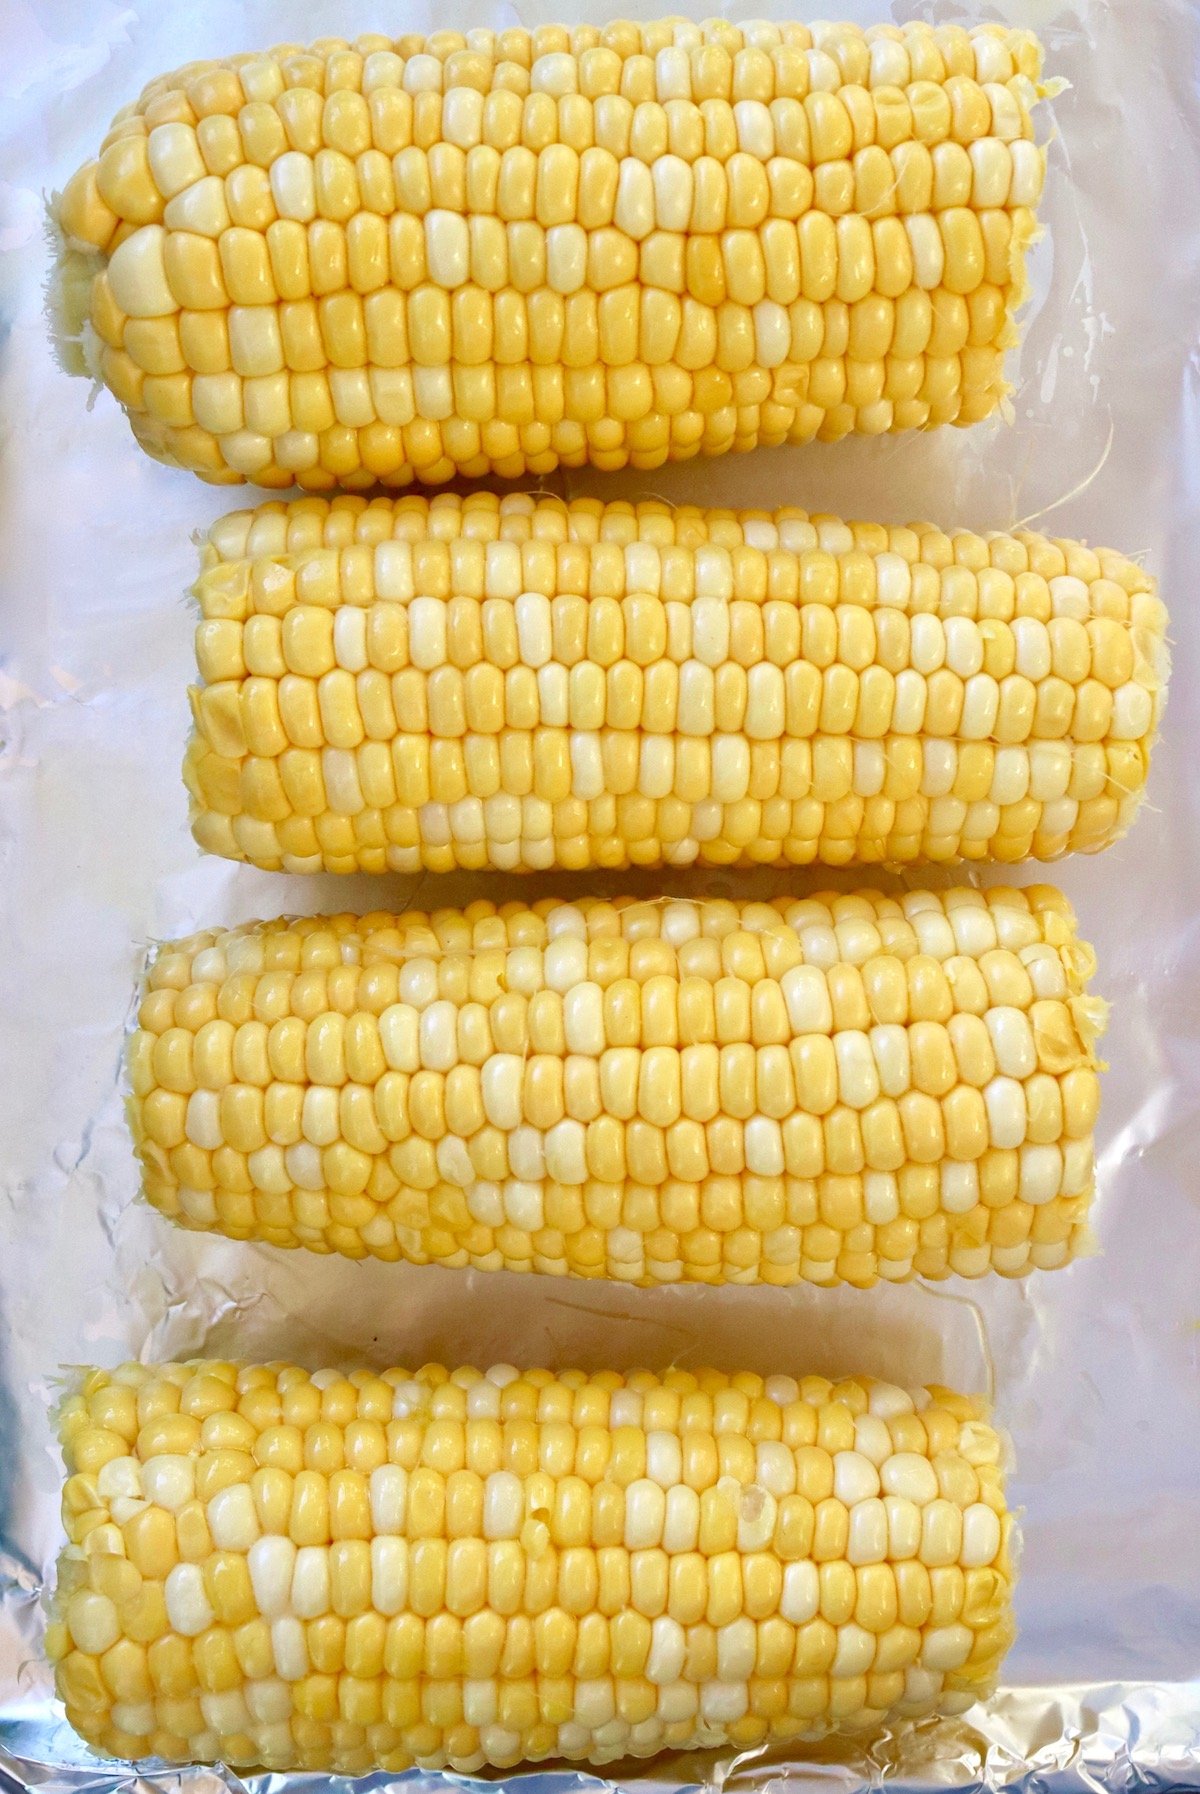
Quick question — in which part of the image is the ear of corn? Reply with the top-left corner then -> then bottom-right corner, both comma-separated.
52,19 -> 1049,488
128,885 -> 1104,1287
50,1359 -> 1014,1773
184,494 -> 1168,876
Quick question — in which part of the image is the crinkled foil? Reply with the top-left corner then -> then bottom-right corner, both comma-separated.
2,0 -> 1198,1789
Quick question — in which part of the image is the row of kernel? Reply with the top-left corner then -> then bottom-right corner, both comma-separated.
140,888 -> 1067,978
196,607 -> 1149,708
122,25 -> 1040,123
93,95 -> 1037,244
190,730 -> 1142,818
157,1178 -> 1086,1279
129,382 -> 989,487
209,499 -> 1146,594
189,779 -> 1133,873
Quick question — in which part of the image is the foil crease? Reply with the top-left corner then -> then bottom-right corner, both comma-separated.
1,0 -> 1198,1791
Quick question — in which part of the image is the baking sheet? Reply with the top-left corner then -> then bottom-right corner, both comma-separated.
1,0 -> 1199,1789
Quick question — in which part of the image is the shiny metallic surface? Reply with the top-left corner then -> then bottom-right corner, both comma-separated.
1,0 -> 1198,1788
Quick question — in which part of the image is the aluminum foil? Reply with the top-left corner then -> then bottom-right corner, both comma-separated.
2,0 -> 1198,1789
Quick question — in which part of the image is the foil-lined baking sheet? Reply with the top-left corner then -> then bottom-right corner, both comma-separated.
1,0 -> 1198,1789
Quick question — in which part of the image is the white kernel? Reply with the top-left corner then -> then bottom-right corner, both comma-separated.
67,1589 -> 121,1655
283,1142 -> 324,1191
736,1484 -> 777,1552
544,1120 -> 586,1185
563,982 -> 604,1054
984,1075 -> 1028,1149
269,151 -> 316,221
543,221 -> 586,294
922,1623 -> 974,1671
370,1535 -> 409,1613
904,1663 -> 945,1705
245,1679 -> 292,1724
646,1615 -> 687,1684
531,51 -> 577,94
1112,681 -> 1152,739
463,1679 -> 498,1726
333,606 -> 368,672
502,1179 -> 544,1231
853,1415 -> 892,1467
847,1497 -> 889,1565
536,661 -> 569,725
780,1559 -> 819,1623
833,1449 -> 880,1505
369,1463 -> 407,1533
379,1003 -> 418,1071
573,1678 -> 616,1727
654,46 -> 691,100
645,1430 -> 683,1489
881,1452 -> 939,1505
743,1114 -> 784,1176
716,1615 -> 756,1682
544,934 -> 587,992
941,1160 -> 979,1215
662,1484 -> 699,1553
656,1680 -> 698,1722
184,1087 -> 222,1150
614,157 -> 654,239
865,1171 -> 901,1223
111,1700 -> 156,1736
1019,1142 -> 1063,1205
466,1181 -> 505,1228
782,964 -> 833,1033
944,616 -> 984,678
418,998 -> 457,1071
207,1482 -> 260,1551
624,1478 -> 666,1549
701,1681 -> 748,1722
96,1456 -> 142,1499
835,1031 -> 880,1109
907,213 -> 945,288
407,596 -> 446,669
652,152 -> 692,228
832,1622 -> 877,1677
436,1133 -> 473,1189
374,542 -> 414,599
515,591 -> 552,667
483,1470 -> 523,1539
755,1440 -> 796,1497
147,122 -> 206,198
248,1536 -> 296,1618
960,1501 -> 1003,1567
301,1086 -> 338,1146
465,1377 -> 502,1419
733,98 -> 773,159
290,1545 -> 330,1618
270,1616 -> 308,1681
481,1054 -> 523,1129
608,1388 -> 643,1428
442,86 -> 484,147
164,1563 -> 214,1637
402,54 -> 442,93
1010,139 -> 1044,205
507,1127 -> 545,1181
142,1454 -> 195,1512
691,596 -> 730,665
570,732 -> 605,799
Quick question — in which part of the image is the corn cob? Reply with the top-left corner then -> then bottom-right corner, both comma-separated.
52,19 -> 1049,488
51,1358 -> 1014,1772
184,494 -> 1167,876
128,885 -> 1104,1287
